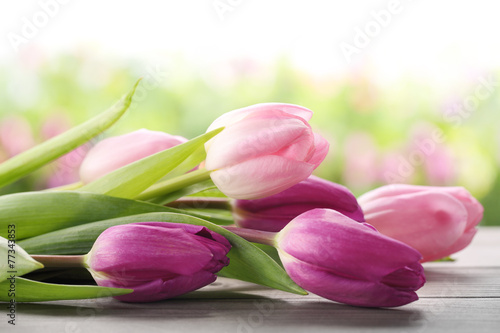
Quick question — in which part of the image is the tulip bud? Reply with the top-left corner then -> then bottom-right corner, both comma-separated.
233,175 -> 364,232
275,209 -> 425,307
205,103 -> 329,199
358,184 -> 484,262
1,236 -> 44,282
79,129 -> 188,183
85,222 -> 231,302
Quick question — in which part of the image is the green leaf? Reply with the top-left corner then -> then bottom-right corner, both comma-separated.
19,212 -> 306,295
0,191 -> 231,240
0,277 -> 131,302
147,179 -> 217,205
78,128 -> 223,199
0,80 -> 141,189
160,143 -> 207,180
1,237 -> 44,282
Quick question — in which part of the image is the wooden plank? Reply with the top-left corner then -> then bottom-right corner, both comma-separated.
419,267 -> 500,298
14,298 -> 500,333
4,227 -> 500,332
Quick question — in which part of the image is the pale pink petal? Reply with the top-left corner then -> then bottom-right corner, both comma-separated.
362,191 -> 468,262
79,129 -> 187,183
429,227 -> 477,262
205,111 -> 312,171
210,155 -> 315,199
206,103 -> 313,132
440,186 -> 484,229
306,133 -> 329,167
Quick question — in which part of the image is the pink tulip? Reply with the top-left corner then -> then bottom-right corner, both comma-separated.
38,113 -> 90,188
205,103 -> 329,199
46,145 -> 90,188
0,115 -> 35,157
85,222 -> 231,302
276,209 -> 425,307
79,129 -> 188,183
233,175 -> 364,232
358,184 -> 483,262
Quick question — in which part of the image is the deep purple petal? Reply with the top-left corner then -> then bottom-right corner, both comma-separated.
279,251 -> 420,307
88,224 -> 215,278
277,209 -> 422,281
94,270 -> 217,303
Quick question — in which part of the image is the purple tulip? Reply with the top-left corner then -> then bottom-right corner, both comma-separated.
275,209 -> 425,307
233,175 -> 365,232
358,184 -> 483,262
85,222 -> 231,302
79,129 -> 188,183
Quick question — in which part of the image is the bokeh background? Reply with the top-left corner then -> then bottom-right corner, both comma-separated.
1,1 -> 499,224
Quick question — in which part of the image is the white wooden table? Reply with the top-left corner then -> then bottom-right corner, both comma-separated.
5,227 -> 500,333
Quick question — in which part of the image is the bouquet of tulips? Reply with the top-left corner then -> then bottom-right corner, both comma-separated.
0,80 -> 483,308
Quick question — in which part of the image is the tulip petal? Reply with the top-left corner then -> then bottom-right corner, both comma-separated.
380,262 -> 426,291
137,223 -> 232,269
279,251 -> 420,307
94,270 -> 216,302
306,133 -> 330,167
205,110 -> 313,170
207,103 -> 314,133
362,191 -> 468,262
234,175 -> 364,231
210,155 -> 315,200
440,187 -> 484,229
80,129 -> 187,183
358,184 -> 426,205
277,209 -> 422,280
88,224 -> 215,278
431,227 -> 477,262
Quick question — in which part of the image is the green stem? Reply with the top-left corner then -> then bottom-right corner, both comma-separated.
167,197 -> 231,210
31,255 -> 86,268
135,168 -> 212,201
223,226 -> 277,247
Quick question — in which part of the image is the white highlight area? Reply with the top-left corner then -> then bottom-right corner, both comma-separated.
0,0 -> 499,86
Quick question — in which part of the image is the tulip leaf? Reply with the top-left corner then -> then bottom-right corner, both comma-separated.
0,191 -> 232,240
145,179 -> 217,205
78,128 -> 223,199
160,144 -> 207,180
19,213 -> 307,295
0,237 -> 44,282
0,277 -> 132,302
0,80 -> 141,189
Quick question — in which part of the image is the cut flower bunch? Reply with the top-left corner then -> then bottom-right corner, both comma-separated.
0,80 -> 483,307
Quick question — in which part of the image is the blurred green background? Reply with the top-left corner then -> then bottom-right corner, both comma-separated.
1,53 -> 498,225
